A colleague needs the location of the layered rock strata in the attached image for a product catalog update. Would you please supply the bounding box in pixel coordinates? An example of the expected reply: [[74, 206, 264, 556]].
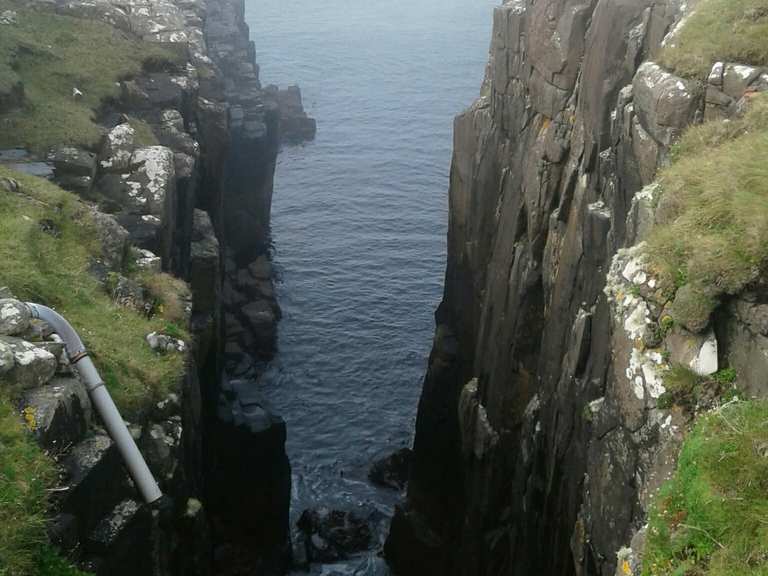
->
[[386, 2, 768, 576]]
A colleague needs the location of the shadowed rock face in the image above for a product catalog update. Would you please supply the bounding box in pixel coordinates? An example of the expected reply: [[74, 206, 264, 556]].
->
[[385, 0, 705, 574]]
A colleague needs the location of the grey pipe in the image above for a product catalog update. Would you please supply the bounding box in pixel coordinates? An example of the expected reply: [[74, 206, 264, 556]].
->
[[27, 303, 163, 505]]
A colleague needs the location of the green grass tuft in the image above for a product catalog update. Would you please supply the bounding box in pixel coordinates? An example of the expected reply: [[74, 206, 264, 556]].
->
[[0, 1, 182, 153], [128, 117, 160, 147], [0, 397, 55, 575], [659, 0, 768, 78], [643, 400, 768, 576], [647, 94, 768, 331], [0, 167, 186, 415]]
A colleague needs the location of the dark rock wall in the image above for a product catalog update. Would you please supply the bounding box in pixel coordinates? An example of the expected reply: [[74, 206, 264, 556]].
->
[[385, 1, 701, 575]]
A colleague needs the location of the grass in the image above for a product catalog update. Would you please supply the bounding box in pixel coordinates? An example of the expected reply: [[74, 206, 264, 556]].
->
[[0, 395, 91, 576], [0, 167, 186, 415], [0, 0, 182, 153], [141, 272, 190, 326], [646, 94, 768, 331], [128, 117, 160, 147], [657, 366, 738, 410], [643, 400, 768, 576], [659, 0, 768, 78], [0, 397, 55, 575]]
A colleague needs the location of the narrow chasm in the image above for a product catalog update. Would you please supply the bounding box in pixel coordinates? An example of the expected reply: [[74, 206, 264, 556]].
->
[[3, 0, 768, 576]]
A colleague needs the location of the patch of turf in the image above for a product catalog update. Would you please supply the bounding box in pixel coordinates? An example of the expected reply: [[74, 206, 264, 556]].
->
[[660, 0, 768, 78], [0, 0, 182, 153], [643, 400, 768, 576]]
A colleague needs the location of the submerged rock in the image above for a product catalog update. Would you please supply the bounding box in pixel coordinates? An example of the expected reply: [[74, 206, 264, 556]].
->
[[296, 507, 372, 564], [369, 448, 413, 491]]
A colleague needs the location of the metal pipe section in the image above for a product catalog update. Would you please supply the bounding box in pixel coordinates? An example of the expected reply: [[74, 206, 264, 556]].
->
[[27, 303, 163, 505]]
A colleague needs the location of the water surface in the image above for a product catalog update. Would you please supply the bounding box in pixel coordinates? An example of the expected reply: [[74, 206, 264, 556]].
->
[[245, 0, 495, 571]]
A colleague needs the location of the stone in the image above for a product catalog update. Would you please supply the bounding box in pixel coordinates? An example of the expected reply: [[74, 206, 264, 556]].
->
[[100, 123, 138, 172], [50, 146, 96, 178], [369, 447, 413, 491], [722, 63, 762, 99], [0, 339, 14, 374], [633, 62, 701, 147], [247, 255, 272, 280], [146, 331, 186, 353], [90, 209, 130, 271], [21, 376, 91, 448], [0, 9, 17, 24], [458, 378, 499, 460], [0, 336, 57, 389], [265, 84, 317, 143], [111, 275, 146, 312], [0, 176, 19, 194], [59, 433, 131, 542], [665, 327, 718, 377], [0, 298, 30, 335], [296, 508, 372, 563], [135, 249, 162, 272], [140, 423, 178, 482]]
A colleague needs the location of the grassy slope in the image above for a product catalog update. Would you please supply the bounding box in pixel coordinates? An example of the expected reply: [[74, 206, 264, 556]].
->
[[0, 0, 179, 153], [642, 3, 768, 573], [660, 0, 768, 78], [643, 401, 768, 576], [0, 398, 88, 576], [0, 167, 186, 414], [0, 168, 188, 574], [646, 94, 768, 330]]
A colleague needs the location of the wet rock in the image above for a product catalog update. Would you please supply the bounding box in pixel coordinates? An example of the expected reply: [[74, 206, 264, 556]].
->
[[297, 507, 372, 563], [210, 381, 291, 571], [0, 336, 57, 389], [21, 376, 92, 449], [0, 298, 30, 335], [369, 447, 413, 491], [266, 85, 317, 143]]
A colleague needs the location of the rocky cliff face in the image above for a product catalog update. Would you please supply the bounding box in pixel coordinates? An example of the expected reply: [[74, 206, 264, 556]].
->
[[1, 0, 313, 573], [386, 1, 768, 575]]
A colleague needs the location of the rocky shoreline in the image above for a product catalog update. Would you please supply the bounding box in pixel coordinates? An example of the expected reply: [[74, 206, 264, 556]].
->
[[0, 0, 314, 573]]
